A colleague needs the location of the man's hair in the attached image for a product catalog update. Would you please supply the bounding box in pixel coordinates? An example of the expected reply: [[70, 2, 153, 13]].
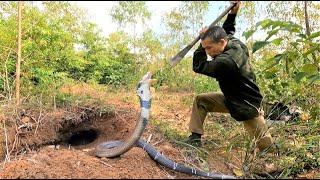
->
[[201, 26, 228, 43]]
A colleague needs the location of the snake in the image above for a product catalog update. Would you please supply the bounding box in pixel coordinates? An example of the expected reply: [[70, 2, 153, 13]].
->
[[95, 72, 236, 179]]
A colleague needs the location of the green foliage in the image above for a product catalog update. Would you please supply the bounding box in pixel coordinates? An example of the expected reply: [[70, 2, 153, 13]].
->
[[193, 75, 219, 94], [148, 57, 219, 93], [136, 29, 164, 62], [252, 41, 271, 53], [267, 120, 320, 178], [150, 118, 187, 141], [0, 2, 139, 97], [244, 20, 320, 180], [247, 18, 320, 120], [110, 1, 151, 28], [22, 67, 69, 99], [100, 31, 137, 86], [1, 2, 319, 178], [243, 29, 256, 40], [161, 1, 209, 57]]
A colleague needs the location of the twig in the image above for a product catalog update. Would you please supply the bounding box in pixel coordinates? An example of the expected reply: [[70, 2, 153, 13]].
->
[[4, 48, 13, 100], [179, 149, 188, 163], [0, 45, 17, 52], [26, 158, 38, 164], [232, 154, 241, 164], [2, 119, 10, 165], [147, 134, 152, 143], [34, 114, 47, 136], [0, 94, 5, 98], [34, 95, 45, 136], [99, 160, 113, 167], [226, 162, 240, 170], [152, 138, 164, 146], [9, 121, 21, 155], [95, 158, 113, 167]]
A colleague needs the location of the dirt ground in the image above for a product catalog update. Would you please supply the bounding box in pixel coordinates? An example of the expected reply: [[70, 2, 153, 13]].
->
[[0, 83, 318, 179], [0, 84, 234, 179], [0, 113, 195, 179]]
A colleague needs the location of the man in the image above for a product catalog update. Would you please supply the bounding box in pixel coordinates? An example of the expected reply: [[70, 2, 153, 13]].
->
[[187, 1, 274, 152]]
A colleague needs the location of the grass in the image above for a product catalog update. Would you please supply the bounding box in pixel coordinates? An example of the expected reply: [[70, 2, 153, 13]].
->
[[149, 95, 320, 178]]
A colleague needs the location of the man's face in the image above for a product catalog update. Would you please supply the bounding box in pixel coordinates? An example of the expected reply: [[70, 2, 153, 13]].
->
[[201, 38, 227, 58]]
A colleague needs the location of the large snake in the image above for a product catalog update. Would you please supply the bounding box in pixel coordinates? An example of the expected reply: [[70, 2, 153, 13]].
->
[[95, 72, 236, 179]]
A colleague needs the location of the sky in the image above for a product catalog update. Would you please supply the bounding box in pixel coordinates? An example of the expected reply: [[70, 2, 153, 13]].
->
[[31, 1, 267, 42], [71, 1, 181, 37], [67, 1, 268, 58], [71, 1, 250, 39]]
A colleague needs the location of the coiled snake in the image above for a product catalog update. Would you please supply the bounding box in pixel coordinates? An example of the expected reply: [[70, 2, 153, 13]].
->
[[95, 72, 235, 179]]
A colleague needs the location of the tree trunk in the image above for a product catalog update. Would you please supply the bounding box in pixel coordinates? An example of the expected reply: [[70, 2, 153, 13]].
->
[[304, 1, 310, 36], [5, 50, 12, 100], [304, 1, 319, 71], [15, 1, 22, 105]]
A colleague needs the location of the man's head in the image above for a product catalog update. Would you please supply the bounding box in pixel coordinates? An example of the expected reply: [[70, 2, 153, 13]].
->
[[200, 26, 228, 57]]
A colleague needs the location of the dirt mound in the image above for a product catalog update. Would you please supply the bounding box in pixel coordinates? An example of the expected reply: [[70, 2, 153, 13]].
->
[[0, 84, 239, 179], [1, 146, 173, 179], [0, 101, 205, 179]]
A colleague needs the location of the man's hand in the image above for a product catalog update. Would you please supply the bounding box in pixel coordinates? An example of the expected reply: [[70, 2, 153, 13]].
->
[[199, 2, 240, 39], [230, 1, 241, 14], [199, 26, 209, 39]]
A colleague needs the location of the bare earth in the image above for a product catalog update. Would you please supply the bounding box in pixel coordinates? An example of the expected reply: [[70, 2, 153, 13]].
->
[[0, 84, 318, 179]]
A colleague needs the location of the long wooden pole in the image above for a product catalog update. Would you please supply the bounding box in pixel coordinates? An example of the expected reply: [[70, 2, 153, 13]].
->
[[169, 2, 236, 67]]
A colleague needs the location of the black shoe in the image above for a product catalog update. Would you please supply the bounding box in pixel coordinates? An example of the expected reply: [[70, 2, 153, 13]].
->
[[185, 132, 202, 147]]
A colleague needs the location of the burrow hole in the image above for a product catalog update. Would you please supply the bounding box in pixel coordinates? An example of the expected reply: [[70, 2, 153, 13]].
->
[[67, 129, 99, 146]]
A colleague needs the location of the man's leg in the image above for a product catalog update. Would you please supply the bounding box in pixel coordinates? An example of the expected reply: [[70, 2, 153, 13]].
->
[[243, 110, 274, 151], [189, 92, 229, 135]]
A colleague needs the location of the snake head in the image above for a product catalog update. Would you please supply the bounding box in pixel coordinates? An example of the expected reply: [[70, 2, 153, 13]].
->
[[137, 72, 153, 101]]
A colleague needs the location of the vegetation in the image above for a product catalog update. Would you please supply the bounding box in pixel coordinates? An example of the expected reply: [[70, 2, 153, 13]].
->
[[0, 1, 319, 178]]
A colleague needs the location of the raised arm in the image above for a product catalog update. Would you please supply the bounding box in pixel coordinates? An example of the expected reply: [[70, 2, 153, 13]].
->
[[222, 1, 241, 35]]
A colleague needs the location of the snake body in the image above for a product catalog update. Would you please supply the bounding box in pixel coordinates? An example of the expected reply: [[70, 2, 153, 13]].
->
[[95, 72, 235, 179]]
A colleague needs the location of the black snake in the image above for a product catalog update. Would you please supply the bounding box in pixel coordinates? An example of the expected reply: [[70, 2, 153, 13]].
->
[[95, 72, 236, 179]]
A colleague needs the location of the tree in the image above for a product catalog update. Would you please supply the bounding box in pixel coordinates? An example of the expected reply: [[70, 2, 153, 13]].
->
[[136, 29, 164, 62], [15, 1, 22, 105], [180, 1, 209, 36], [304, 1, 318, 70], [161, 1, 209, 59], [110, 1, 151, 56], [0, 2, 18, 100], [266, 1, 320, 32]]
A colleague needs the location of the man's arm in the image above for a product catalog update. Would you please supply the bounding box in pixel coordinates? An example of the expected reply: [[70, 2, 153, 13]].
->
[[193, 47, 239, 78], [222, 14, 236, 35], [193, 44, 208, 73], [222, 1, 241, 35]]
